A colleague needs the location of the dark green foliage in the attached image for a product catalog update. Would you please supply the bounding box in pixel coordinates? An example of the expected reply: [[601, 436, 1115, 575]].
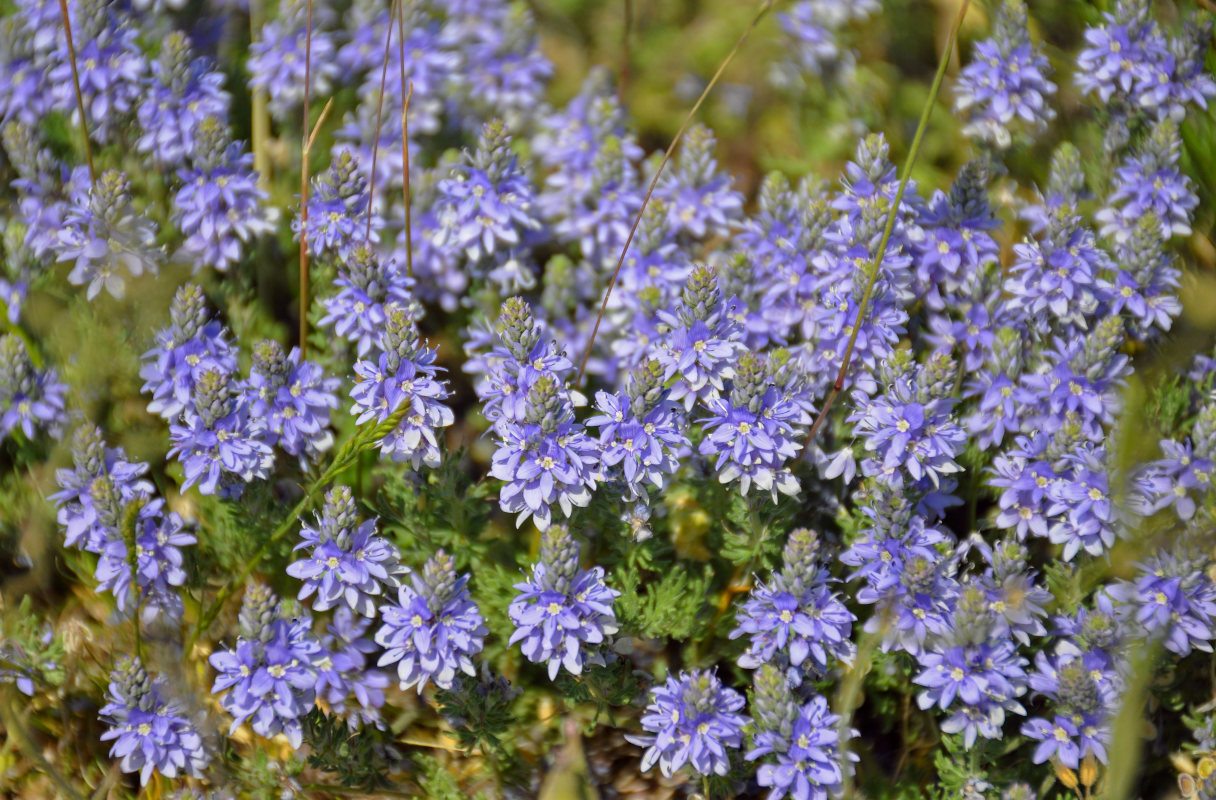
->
[[374, 450, 493, 571], [300, 708, 405, 791], [613, 559, 713, 641], [434, 671, 520, 757], [1148, 372, 1194, 438], [553, 659, 642, 722], [410, 753, 468, 800]]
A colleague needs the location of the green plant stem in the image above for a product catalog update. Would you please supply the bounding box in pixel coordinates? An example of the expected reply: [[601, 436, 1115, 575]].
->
[[298, 0, 315, 353], [0, 693, 87, 800], [250, 0, 271, 190], [575, 0, 774, 385], [803, 0, 972, 447], [189, 404, 410, 649], [836, 628, 882, 799]]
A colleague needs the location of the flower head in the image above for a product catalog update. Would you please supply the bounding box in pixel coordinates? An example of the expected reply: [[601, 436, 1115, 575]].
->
[[627, 669, 748, 778], [508, 526, 619, 679]]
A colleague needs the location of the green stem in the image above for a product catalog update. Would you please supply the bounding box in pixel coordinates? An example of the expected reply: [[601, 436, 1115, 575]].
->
[[803, 0, 972, 447], [0, 692, 87, 800], [188, 404, 411, 649]]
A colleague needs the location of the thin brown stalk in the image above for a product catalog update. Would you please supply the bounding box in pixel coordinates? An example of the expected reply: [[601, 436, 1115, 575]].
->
[[620, 0, 633, 101], [299, 0, 316, 353], [395, 1, 415, 278], [366, 0, 400, 242], [575, 0, 775, 384], [803, 0, 972, 449], [57, 0, 95, 184]]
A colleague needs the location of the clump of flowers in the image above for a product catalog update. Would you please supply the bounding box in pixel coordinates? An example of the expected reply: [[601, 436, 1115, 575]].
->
[[375, 551, 487, 692], [627, 669, 747, 778], [172, 117, 272, 273], [954, 0, 1056, 148], [245, 338, 339, 464], [287, 486, 399, 617], [209, 584, 324, 748], [732, 528, 855, 680], [99, 658, 209, 785], [508, 525, 619, 679], [746, 665, 854, 800], [140, 283, 238, 421], [0, 333, 66, 442], [54, 170, 161, 300], [349, 305, 454, 468]]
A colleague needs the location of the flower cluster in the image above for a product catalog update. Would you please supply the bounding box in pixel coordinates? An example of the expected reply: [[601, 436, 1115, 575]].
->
[[508, 525, 619, 679], [375, 551, 487, 692], [954, 0, 1056, 148], [52, 424, 196, 623], [349, 304, 454, 467], [288, 486, 400, 617], [0, 333, 66, 442], [731, 528, 855, 680], [746, 665, 854, 800], [210, 586, 324, 748], [99, 658, 208, 785], [627, 669, 747, 778]]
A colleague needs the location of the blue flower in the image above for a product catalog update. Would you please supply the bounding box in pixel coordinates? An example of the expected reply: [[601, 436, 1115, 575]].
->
[[210, 610, 322, 748], [173, 120, 272, 274], [99, 659, 208, 785], [1076, 7, 1215, 121], [95, 499, 196, 623], [375, 551, 487, 692], [46, 5, 147, 145], [140, 284, 238, 421], [287, 486, 399, 617], [848, 360, 966, 490], [315, 608, 391, 729], [508, 526, 619, 679], [913, 637, 1028, 748], [586, 362, 686, 501], [247, 5, 337, 120], [1021, 648, 1119, 768], [954, 1, 1056, 148], [0, 334, 66, 442], [246, 340, 339, 464], [135, 32, 230, 168], [52, 424, 154, 553], [319, 246, 414, 357], [700, 352, 813, 500], [490, 375, 601, 530], [349, 307, 454, 468], [1141, 438, 1214, 521], [1003, 215, 1112, 333], [747, 691, 850, 800], [1113, 551, 1216, 657], [167, 368, 274, 497], [433, 121, 542, 268], [731, 529, 855, 678], [653, 267, 746, 412], [1096, 122, 1197, 243], [293, 150, 381, 264], [1045, 446, 1118, 561], [655, 124, 743, 240], [626, 669, 748, 778], [54, 170, 162, 300]]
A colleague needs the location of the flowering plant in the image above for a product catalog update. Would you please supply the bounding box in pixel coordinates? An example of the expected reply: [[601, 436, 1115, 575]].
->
[[2, 0, 1216, 797]]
